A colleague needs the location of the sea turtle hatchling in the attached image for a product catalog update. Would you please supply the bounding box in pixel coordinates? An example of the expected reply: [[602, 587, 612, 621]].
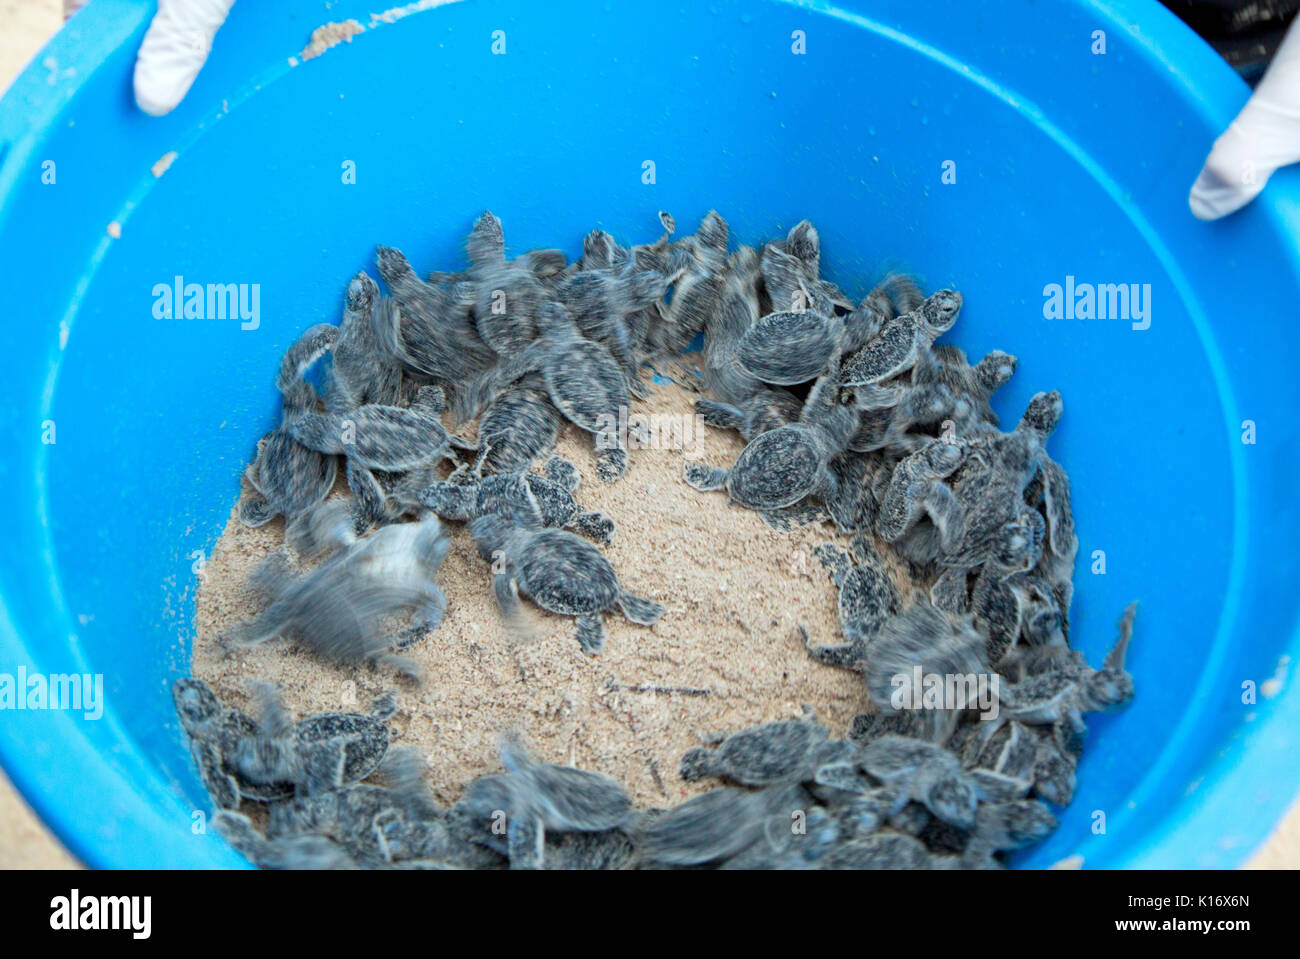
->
[[678, 714, 832, 786], [683, 358, 860, 520], [638, 783, 809, 867], [288, 384, 476, 473], [799, 541, 901, 669], [237, 327, 341, 529], [374, 245, 496, 418], [554, 257, 669, 388], [227, 682, 393, 799], [326, 271, 406, 412], [694, 246, 804, 440], [469, 513, 663, 653], [172, 678, 392, 807], [422, 457, 614, 544], [984, 602, 1138, 740], [462, 211, 554, 356], [859, 735, 1020, 830], [733, 309, 845, 386], [486, 301, 642, 481], [938, 391, 1065, 572], [911, 344, 1017, 428], [875, 436, 967, 548], [840, 289, 963, 386], [214, 810, 358, 869], [465, 372, 565, 476], [223, 514, 452, 676], [648, 210, 730, 359]]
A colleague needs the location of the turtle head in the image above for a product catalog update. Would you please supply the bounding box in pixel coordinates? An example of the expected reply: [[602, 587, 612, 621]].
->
[[467, 210, 506, 268], [1020, 390, 1064, 439], [784, 219, 820, 271], [919, 289, 963, 335], [678, 747, 714, 783], [345, 271, 378, 313], [583, 229, 617, 269], [1084, 667, 1135, 710], [172, 678, 222, 731], [696, 209, 729, 255]]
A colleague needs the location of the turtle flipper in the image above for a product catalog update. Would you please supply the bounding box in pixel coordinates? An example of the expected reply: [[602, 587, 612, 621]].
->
[[576, 614, 607, 654], [616, 590, 664, 626], [683, 462, 727, 492], [238, 492, 275, 527]]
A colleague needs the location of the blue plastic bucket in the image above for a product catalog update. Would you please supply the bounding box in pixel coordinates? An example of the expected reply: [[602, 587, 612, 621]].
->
[[2, 0, 1298, 869]]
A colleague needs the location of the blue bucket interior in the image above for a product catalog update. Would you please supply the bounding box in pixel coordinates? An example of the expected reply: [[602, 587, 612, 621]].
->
[[2, 0, 1299, 869]]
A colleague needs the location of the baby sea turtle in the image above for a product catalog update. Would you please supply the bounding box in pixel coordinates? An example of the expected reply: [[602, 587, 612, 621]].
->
[[650, 210, 729, 357], [327, 271, 406, 412], [228, 683, 392, 799], [555, 258, 668, 387], [859, 735, 1015, 830], [422, 457, 614, 544], [678, 715, 831, 786], [466, 372, 565, 476], [1023, 454, 1079, 640], [288, 384, 476, 473], [989, 602, 1137, 737], [858, 600, 992, 722], [733, 309, 844, 386], [214, 810, 357, 869], [462, 211, 553, 356], [374, 245, 496, 418], [961, 800, 1058, 867], [469, 513, 663, 653], [224, 515, 451, 677], [911, 344, 1017, 428], [457, 736, 634, 869], [759, 220, 844, 317], [800, 541, 901, 668], [695, 245, 803, 439], [940, 392, 1063, 571], [876, 437, 967, 547], [683, 359, 859, 518], [237, 327, 340, 528], [488, 302, 640, 481], [173, 678, 393, 807], [639, 783, 807, 867], [265, 781, 425, 867], [173, 677, 276, 809], [841, 289, 963, 386]]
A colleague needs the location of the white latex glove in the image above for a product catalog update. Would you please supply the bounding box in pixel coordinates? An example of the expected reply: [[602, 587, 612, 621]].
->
[[1190, 18, 1300, 220], [64, 1, 235, 116], [132, 0, 236, 116]]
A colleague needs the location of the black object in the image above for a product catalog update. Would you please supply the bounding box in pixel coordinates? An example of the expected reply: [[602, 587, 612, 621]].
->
[[1160, 0, 1300, 82]]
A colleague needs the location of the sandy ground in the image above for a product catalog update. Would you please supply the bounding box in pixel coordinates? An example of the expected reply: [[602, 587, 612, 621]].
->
[[193, 380, 874, 810], [1, 0, 1297, 869]]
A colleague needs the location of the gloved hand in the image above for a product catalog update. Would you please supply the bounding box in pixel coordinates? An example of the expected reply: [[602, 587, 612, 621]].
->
[[1190, 17, 1300, 220], [65, 0, 236, 117]]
